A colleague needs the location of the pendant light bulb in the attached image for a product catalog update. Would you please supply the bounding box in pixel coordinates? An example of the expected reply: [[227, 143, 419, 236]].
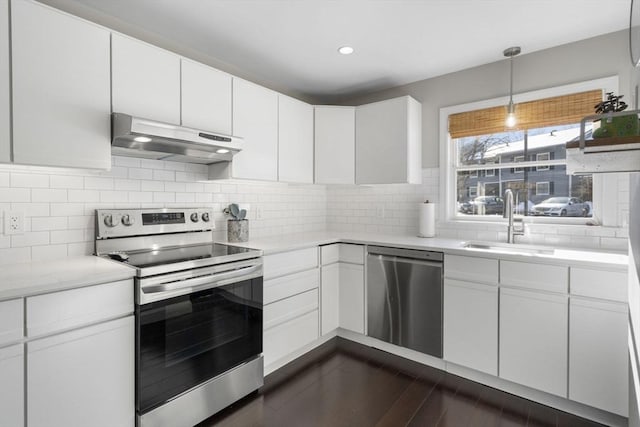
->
[[503, 46, 521, 129]]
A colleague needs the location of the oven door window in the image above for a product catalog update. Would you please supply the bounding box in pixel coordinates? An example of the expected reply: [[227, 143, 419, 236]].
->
[[137, 277, 262, 414]]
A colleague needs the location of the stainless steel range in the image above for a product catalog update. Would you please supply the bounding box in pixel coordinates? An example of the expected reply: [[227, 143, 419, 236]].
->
[[95, 208, 264, 427]]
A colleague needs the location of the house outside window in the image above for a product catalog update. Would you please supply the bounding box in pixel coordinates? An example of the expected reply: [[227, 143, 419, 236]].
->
[[442, 77, 617, 223]]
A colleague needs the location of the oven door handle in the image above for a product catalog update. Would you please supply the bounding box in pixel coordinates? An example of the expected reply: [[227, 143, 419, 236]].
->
[[141, 264, 262, 295]]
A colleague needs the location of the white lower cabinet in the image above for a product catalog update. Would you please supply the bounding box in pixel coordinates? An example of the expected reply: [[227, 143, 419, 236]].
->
[[321, 263, 340, 335], [339, 263, 365, 334], [499, 287, 568, 397], [0, 344, 24, 427], [444, 279, 497, 375], [569, 297, 628, 416], [27, 316, 134, 427], [263, 310, 318, 368]]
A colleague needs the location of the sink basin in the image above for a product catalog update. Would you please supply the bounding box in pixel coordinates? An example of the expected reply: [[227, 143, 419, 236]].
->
[[463, 242, 555, 256]]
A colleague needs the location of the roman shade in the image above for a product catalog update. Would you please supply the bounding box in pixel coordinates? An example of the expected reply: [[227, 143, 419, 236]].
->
[[448, 90, 602, 139]]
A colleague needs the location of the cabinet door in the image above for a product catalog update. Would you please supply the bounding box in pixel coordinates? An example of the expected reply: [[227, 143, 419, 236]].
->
[[339, 263, 364, 333], [499, 288, 568, 397], [229, 79, 278, 180], [444, 279, 498, 375], [314, 106, 355, 184], [181, 59, 232, 135], [0, 344, 23, 427], [263, 310, 318, 369], [0, 0, 8, 163], [321, 263, 340, 335], [355, 96, 421, 184], [28, 316, 134, 427], [11, 0, 111, 169], [278, 95, 313, 183], [569, 297, 628, 416], [112, 33, 180, 124]]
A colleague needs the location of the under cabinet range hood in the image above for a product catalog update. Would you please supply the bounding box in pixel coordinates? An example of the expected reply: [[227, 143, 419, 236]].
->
[[111, 113, 243, 164]]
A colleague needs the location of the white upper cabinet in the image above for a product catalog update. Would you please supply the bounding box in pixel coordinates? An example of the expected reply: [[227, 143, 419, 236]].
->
[[0, 0, 9, 164], [314, 106, 355, 184], [11, 0, 111, 169], [180, 59, 232, 135], [355, 96, 422, 184], [278, 95, 313, 183], [212, 78, 278, 181], [112, 33, 180, 124]]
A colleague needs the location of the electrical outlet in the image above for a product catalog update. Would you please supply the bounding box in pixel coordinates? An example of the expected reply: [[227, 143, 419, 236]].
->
[[256, 206, 264, 220], [4, 211, 24, 235]]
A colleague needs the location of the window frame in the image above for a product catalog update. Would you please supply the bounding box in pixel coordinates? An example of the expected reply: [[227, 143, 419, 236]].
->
[[536, 181, 550, 196], [439, 76, 618, 226], [513, 155, 525, 173], [536, 152, 551, 171]]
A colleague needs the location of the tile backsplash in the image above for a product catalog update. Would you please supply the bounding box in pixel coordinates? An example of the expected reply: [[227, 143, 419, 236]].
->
[[0, 156, 326, 265], [0, 161, 629, 266]]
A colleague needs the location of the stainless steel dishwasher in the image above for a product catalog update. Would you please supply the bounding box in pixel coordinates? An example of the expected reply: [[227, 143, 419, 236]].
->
[[367, 245, 443, 358]]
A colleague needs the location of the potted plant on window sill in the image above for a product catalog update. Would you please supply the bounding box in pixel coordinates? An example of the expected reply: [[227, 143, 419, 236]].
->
[[224, 203, 248, 243], [593, 92, 638, 138]]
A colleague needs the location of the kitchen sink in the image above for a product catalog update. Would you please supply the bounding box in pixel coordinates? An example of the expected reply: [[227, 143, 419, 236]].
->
[[462, 242, 555, 256]]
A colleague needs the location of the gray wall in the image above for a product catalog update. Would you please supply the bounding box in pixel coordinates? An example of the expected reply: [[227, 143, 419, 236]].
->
[[338, 30, 634, 168]]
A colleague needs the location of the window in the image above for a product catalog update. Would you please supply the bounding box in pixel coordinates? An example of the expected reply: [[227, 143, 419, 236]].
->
[[442, 77, 617, 222], [536, 152, 550, 171], [536, 181, 550, 195], [513, 156, 525, 173]]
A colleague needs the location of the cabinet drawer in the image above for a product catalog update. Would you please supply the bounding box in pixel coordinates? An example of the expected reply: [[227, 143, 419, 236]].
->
[[321, 244, 339, 266], [264, 268, 318, 305], [0, 298, 23, 346], [340, 244, 364, 265], [26, 279, 133, 337], [264, 289, 318, 330], [500, 261, 567, 293], [263, 247, 318, 279], [570, 267, 627, 302], [444, 255, 498, 284], [263, 310, 318, 368]]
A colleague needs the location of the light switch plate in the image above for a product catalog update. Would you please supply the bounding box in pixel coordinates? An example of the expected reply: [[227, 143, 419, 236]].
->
[[4, 211, 24, 235]]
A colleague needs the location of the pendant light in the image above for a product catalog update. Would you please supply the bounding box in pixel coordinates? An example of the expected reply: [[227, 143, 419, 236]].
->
[[503, 46, 521, 128]]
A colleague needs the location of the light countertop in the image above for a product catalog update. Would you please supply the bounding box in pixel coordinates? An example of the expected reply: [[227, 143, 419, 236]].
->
[[0, 256, 136, 301], [227, 231, 628, 270]]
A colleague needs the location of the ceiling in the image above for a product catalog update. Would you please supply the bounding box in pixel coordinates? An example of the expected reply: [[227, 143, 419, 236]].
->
[[46, 0, 630, 102]]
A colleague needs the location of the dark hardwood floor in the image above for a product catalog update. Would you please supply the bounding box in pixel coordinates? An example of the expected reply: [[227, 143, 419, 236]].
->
[[198, 338, 604, 427]]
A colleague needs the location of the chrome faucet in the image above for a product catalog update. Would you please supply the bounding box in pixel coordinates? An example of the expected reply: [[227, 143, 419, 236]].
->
[[503, 189, 525, 243]]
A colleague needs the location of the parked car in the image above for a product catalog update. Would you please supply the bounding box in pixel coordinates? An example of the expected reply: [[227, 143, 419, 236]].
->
[[532, 197, 590, 217], [459, 196, 504, 215]]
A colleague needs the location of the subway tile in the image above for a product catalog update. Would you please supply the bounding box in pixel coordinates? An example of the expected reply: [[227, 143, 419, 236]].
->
[[165, 182, 186, 192], [50, 203, 84, 216], [113, 156, 141, 168], [10, 202, 50, 217], [11, 173, 49, 188], [0, 172, 8, 187], [129, 168, 153, 180], [140, 159, 166, 170], [50, 175, 84, 189], [67, 215, 93, 229], [153, 170, 175, 181], [32, 188, 67, 203], [100, 191, 129, 203], [153, 192, 175, 203], [50, 229, 85, 244], [31, 217, 68, 231], [67, 241, 93, 256], [0, 188, 31, 203], [84, 177, 114, 190], [68, 189, 99, 203], [140, 180, 164, 191], [128, 192, 153, 203], [114, 179, 141, 191]]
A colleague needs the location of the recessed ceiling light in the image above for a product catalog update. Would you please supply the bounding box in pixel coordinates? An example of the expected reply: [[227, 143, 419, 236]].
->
[[216, 148, 230, 154], [133, 136, 152, 143], [338, 46, 354, 55]]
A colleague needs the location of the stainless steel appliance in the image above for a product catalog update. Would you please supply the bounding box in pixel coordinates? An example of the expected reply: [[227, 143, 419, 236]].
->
[[95, 208, 263, 427], [367, 245, 443, 358], [111, 113, 244, 164]]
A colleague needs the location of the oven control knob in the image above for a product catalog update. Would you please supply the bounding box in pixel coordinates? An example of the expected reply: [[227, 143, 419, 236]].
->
[[121, 214, 135, 227], [103, 214, 119, 228], [190, 213, 199, 222], [201, 212, 210, 222]]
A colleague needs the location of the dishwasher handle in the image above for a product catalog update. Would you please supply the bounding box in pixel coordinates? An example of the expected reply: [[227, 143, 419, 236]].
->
[[367, 245, 443, 262], [368, 253, 444, 269]]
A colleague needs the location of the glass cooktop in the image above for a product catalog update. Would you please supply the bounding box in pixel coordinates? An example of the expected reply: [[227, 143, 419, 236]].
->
[[106, 243, 261, 277]]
